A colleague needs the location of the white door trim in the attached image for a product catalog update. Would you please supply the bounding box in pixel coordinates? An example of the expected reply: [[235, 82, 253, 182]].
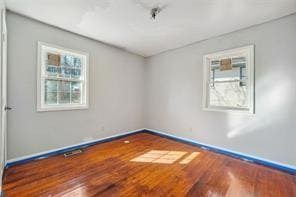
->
[[1, 7, 7, 164], [0, 4, 6, 193]]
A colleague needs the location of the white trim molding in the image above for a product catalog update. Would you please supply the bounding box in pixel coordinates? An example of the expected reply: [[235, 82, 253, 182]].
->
[[37, 42, 89, 112], [202, 45, 255, 114]]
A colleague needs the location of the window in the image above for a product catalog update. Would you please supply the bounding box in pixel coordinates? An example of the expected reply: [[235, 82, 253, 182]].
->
[[37, 42, 89, 111], [203, 45, 254, 113]]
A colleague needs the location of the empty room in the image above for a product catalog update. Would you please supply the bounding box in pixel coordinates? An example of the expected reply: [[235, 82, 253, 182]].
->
[[0, 0, 295, 196]]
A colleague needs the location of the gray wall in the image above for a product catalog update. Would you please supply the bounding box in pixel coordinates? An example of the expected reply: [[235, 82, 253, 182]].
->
[[7, 12, 145, 159], [7, 10, 296, 167], [145, 14, 296, 166]]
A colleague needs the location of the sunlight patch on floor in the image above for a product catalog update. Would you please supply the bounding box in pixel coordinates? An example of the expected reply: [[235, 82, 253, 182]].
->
[[179, 152, 200, 164], [130, 150, 189, 164]]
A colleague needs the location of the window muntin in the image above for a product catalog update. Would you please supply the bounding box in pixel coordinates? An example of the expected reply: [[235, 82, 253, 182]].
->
[[37, 42, 89, 111], [203, 46, 254, 113]]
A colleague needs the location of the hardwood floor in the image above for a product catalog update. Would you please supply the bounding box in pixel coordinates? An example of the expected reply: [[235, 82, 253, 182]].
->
[[3, 133, 296, 196]]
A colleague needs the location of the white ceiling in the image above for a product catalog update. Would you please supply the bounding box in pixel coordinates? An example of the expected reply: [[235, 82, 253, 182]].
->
[[5, 0, 296, 57]]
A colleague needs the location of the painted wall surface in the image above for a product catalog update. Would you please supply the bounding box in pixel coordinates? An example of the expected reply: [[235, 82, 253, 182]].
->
[[7, 12, 145, 159], [145, 14, 296, 166], [6, 10, 296, 167]]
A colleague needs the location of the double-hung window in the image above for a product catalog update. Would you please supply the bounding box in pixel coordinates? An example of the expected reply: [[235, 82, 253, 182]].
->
[[37, 42, 89, 111], [203, 45, 254, 113]]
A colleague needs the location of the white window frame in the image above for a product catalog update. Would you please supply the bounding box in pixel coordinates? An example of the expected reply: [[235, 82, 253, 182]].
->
[[202, 45, 255, 114], [37, 42, 89, 112]]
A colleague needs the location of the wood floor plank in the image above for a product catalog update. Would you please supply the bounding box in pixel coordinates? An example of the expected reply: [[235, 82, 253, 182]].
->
[[3, 133, 296, 197]]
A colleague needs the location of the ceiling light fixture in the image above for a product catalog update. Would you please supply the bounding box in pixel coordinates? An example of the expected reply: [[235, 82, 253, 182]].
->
[[134, 0, 168, 20], [150, 7, 161, 20]]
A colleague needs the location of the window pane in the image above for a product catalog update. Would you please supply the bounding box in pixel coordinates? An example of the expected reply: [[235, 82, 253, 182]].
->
[[58, 81, 71, 104], [58, 92, 71, 104], [46, 52, 60, 77], [60, 55, 83, 80], [210, 60, 246, 83], [211, 67, 240, 81], [46, 65, 58, 77], [209, 56, 248, 109], [209, 81, 248, 109], [71, 68, 82, 80], [45, 80, 57, 104], [61, 67, 71, 78], [71, 82, 82, 104]]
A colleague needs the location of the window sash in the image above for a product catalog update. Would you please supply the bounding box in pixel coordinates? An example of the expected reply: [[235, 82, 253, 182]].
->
[[43, 79, 84, 106], [208, 82, 249, 109], [43, 64, 85, 79], [209, 79, 246, 84], [42, 76, 84, 82]]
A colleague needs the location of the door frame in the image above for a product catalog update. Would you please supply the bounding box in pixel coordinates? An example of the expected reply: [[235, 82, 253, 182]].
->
[[0, 5, 7, 190], [1, 7, 7, 164]]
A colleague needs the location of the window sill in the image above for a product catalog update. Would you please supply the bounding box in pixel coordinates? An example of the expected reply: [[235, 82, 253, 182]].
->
[[203, 106, 254, 115], [37, 105, 88, 112]]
